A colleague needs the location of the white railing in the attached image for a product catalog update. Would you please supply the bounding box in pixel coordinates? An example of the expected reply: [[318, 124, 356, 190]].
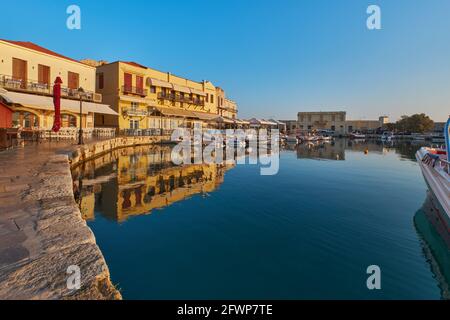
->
[[36, 127, 116, 140]]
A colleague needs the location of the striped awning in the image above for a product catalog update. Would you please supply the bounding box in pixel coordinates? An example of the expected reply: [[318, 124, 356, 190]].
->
[[210, 116, 234, 124], [172, 84, 191, 94], [189, 88, 207, 97], [192, 111, 219, 121], [0, 90, 118, 115], [150, 106, 197, 118], [148, 78, 172, 88]]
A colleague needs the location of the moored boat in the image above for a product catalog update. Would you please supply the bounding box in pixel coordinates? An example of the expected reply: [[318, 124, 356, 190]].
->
[[381, 131, 394, 142], [285, 135, 299, 144], [415, 119, 450, 225], [349, 131, 366, 139]]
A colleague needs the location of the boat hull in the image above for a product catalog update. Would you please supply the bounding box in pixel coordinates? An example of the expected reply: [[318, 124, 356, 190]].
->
[[416, 150, 450, 228]]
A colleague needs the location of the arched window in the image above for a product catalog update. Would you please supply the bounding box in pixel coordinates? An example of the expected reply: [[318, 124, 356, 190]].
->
[[12, 111, 40, 128], [61, 114, 77, 127]]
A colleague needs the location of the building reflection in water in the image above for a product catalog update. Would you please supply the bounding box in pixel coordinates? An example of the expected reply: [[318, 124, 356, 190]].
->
[[72, 145, 235, 222], [291, 138, 432, 161], [414, 192, 450, 300]]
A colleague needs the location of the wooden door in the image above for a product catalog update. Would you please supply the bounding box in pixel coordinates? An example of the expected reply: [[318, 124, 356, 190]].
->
[[38, 65, 50, 86], [136, 76, 143, 94], [124, 73, 132, 92], [12, 58, 27, 88], [68, 72, 79, 90]]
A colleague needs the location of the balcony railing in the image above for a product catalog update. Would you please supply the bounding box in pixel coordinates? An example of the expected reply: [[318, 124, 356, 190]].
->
[[122, 108, 149, 117], [122, 86, 147, 97], [157, 92, 205, 106], [119, 129, 173, 137], [0, 74, 102, 102]]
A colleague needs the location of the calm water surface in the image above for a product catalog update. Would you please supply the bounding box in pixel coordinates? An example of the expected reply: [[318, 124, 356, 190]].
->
[[73, 139, 450, 299]]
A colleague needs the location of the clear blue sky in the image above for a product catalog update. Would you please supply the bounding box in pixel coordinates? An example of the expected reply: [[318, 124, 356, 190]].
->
[[1, 0, 449, 121]]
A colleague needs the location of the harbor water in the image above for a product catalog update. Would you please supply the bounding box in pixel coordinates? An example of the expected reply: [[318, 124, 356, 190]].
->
[[72, 139, 450, 299]]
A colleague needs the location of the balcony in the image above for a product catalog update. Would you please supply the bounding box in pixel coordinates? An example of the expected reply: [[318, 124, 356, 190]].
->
[[219, 105, 237, 112], [0, 74, 102, 102], [122, 108, 148, 117], [122, 86, 147, 97], [157, 92, 205, 106]]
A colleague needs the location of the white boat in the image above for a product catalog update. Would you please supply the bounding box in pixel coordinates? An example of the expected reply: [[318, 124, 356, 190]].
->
[[415, 119, 450, 225], [285, 135, 298, 144], [381, 132, 394, 142], [350, 132, 366, 139], [320, 135, 333, 141], [299, 134, 318, 142]]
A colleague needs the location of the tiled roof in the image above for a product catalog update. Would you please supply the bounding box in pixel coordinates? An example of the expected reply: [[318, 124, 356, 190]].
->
[[0, 39, 88, 66], [122, 61, 148, 69]]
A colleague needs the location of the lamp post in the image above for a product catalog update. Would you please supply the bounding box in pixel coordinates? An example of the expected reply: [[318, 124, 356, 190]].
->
[[78, 87, 85, 145]]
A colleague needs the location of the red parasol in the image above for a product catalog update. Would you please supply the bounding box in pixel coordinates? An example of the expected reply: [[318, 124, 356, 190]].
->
[[52, 77, 62, 132]]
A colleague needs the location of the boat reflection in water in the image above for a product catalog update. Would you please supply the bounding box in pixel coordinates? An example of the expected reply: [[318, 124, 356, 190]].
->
[[289, 138, 432, 161], [295, 139, 346, 161], [414, 192, 450, 300], [72, 145, 235, 222]]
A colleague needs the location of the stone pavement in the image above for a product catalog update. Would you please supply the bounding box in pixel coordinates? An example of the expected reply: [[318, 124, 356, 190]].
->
[[0, 140, 121, 300]]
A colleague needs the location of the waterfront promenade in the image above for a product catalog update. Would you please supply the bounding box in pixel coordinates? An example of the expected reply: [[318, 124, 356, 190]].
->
[[0, 136, 169, 299], [0, 141, 121, 299]]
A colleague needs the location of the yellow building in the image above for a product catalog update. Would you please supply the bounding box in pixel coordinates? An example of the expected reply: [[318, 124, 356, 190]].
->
[[94, 61, 238, 131], [216, 87, 238, 119], [0, 39, 117, 130], [297, 111, 347, 134]]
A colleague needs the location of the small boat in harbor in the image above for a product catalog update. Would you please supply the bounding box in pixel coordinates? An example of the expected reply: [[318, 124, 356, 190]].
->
[[381, 131, 394, 142], [416, 119, 450, 225], [298, 133, 318, 143], [319, 135, 333, 141], [349, 131, 366, 139], [285, 135, 299, 144]]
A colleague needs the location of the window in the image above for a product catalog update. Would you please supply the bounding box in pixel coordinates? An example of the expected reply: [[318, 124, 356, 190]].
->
[[206, 94, 209, 103], [210, 95, 214, 104], [12, 58, 27, 88], [98, 73, 104, 89], [38, 64, 50, 86], [68, 72, 79, 90], [331, 125, 336, 131], [136, 75, 144, 94], [61, 114, 77, 127], [149, 117, 161, 129], [124, 73, 132, 91], [129, 119, 139, 129], [332, 115, 336, 122], [131, 102, 138, 111], [150, 86, 156, 93]]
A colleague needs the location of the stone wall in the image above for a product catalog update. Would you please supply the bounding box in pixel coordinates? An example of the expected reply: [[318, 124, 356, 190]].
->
[[0, 135, 172, 300]]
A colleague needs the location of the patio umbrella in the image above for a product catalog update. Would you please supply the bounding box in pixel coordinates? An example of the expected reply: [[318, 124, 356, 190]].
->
[[52, 77, 62, 132]]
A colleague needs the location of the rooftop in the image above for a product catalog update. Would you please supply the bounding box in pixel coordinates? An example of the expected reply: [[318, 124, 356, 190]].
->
[[0, 39, 90, 67]]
